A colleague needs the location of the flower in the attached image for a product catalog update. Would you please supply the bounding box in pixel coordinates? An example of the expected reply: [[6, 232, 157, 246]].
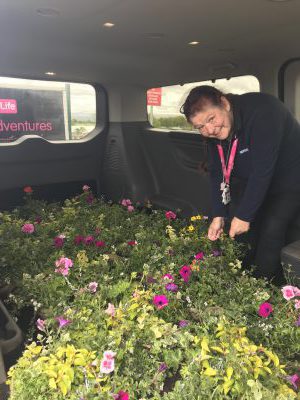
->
[[282, 286, 297, 300], [74, 235, 84, 245], [82, 184, 90, 192], [121, 199, 132, 207], [165, 211, 176, 220], [179, 265, 192, 283], [153, 295, 169, 310], [100, 351, 116, 374], [212, 250, 222, 257], [188, 225, 195, 232], [178, 320, 189, 328], [194, 252, 204, 260], [258, 302, 273, 318], [88, 282, 98, 293], [113, 390, 129, 400], [295, 316, 300, 327], [163, 274, 174, 282], [55, 257, 73, 276], [21, 223, 35, 234], [55, 316, 71, 328], [127, 205, 134, 212], [158, 363, 168, 372], [84, 235, 94, 245], [105, 303, 116, 317], [295, 299, 300, 309], [35, 216, 42, 224], [53, 236, 64, 248], [23, 186, 33, 193], [165, 283, 178, 292], [127, 240, 137, 246], [86, 194, 94, 204], [95, 240, 106, 247], [286, 374, 299, 390], [36, 318, 46, 332]]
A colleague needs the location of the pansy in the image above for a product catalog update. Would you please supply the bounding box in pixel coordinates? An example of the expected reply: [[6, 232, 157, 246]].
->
[[21, 223, 35, 234], [153, 295, 169, 310], [55, 316, 71, 328], [258, 302, 273, 318], [282, 286, 297, 301], [165, 283, 178, 292], [179, 265, 192, 283], [165, 211, 176, 220], [88, 282, 98, 293], [194, 252, 204, 260]]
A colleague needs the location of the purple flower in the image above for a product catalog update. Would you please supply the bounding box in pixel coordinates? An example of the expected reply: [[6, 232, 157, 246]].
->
[[178, 320, 189, 328], [286, 374, 299, 390], [53, 236, 64, 248], [88, 282, 98, 293], [74, 235, 84, 245], [165, 283, 178, 292], [55, 316, 71, 328], [295, 316, 300, 327], [158, 363, 168, 373], [86, 194, 94, 204]]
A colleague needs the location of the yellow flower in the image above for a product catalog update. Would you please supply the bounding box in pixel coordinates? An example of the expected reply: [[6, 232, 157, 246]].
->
[[188, 225, 195, 232]]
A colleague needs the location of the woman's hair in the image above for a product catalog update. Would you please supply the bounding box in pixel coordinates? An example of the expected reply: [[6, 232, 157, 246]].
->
[[180, 85, 226, 122]]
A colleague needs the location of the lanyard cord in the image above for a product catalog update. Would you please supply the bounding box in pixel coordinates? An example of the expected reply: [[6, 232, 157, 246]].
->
[[217, 136, 238, 184]]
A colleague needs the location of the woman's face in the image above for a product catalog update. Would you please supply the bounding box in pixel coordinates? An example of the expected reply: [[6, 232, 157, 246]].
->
[[189, 96, 233, 140]]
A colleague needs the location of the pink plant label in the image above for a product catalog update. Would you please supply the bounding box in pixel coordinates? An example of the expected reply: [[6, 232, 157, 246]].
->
[[0, 99, 18, 114]]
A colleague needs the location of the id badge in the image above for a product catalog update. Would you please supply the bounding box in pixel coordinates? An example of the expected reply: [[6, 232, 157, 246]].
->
[[220, 182, 231, 205]]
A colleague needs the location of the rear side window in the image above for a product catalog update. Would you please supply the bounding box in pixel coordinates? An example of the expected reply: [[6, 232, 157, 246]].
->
[[147, 75, 260, 131], [0, 77, 96, 143]]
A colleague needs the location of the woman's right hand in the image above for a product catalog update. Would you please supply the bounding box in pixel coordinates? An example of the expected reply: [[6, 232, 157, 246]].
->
[[208, 217, 224, 241]]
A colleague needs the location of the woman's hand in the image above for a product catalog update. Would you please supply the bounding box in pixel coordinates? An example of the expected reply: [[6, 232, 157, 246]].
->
[[208, 217, 225, 241], [229, 217, 250, 238]]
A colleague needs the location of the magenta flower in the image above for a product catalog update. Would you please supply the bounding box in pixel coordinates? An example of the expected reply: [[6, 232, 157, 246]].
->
[[163, 274, 174, 282], [36, 318, 46, 332], [21, 223, 35, 234], [86, 194, 94, 204], [282, 285, 297, 300], [127, 240, 137, 246], [179, 265, 192, 283], [74, 235, 84, 245], [165, 283, 178, 292], [286, 374, 299, 390], [88, 282, 98, 293], [194, 252, 204, 260], [105, 303, 116, 317], [127, 205, 134, 212], [95, 240, 106, 247], [55, 257, 73, 276], [165, 211, 176, 220], [82, 184, 90, 192], [153, 295, 169, 310], [55, 316, 71, 328], [53, 236, 64, 248], [179, 320, 189, 328], [158, 363, 168, 372], [84, 235, 94, 245], [100, 351, 116, 374], [113, 390, 129, 400], [258, 302, 273, 318]]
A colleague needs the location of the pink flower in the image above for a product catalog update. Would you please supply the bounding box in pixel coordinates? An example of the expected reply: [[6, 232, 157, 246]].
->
[[286, 374, 299, 390], [105, 303, 116, 317], [153, 295, 169, 310], [55, 257, 73, 276], [179, 320, 189, 328], [194, 252, 204, 260], [295, 299, 300, 309], [121, 199, 132, 207], [100, 351, 116, 374], [282, 286, 297, 300], [165, 211, 176, 220], [113, 391, 129, 400], [127, 240, 137, 246], [165, 283, 178, 292], [74, 235, 84, 245], [21, 223, 35, 234], [127, 205, 134, 212], [53, 236, 64, 248], [163, 274, 174, 282], [258, 302, 273, 318], [95, 240, 106, 247], [293, 286, 300, 296], [179, 265, 192, 283], [88, 282, 98, 293], [82, 184, 90, 192], [23, 186, 33, 193], [36, 318, 46, 332], [55, 316, 71, 328], [84, 235, 94, 245]]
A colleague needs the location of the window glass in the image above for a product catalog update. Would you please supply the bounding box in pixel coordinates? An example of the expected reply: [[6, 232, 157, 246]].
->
[[0, 77, 96, 143], [147, 75, 260, 131]]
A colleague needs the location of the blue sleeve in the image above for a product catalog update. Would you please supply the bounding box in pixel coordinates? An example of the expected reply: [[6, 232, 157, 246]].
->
[[235, 100, 286, 222], [208, 142, 227, 218]]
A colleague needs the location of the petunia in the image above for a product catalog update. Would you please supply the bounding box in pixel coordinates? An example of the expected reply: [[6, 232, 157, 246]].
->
[[88, 282, 98, 293], [165, 211, 176, 220], [55, 316, 71, 328], [84, 235, 94, 245], [23, 186, 33, 193], [55, 257, 73, 276], [121, 199, 132, 207], [82, 184, 90, 192], [36, 318, 46, 332], [286, 374, 299, 390], [258, 302, 273, 318], [74, 235, 84, 245], [153, 295, 169, 310], [282, 286, 297, 301], [100, 351, 116, 374], [53, 236, 64, 248], [165, 283, 178, 292], [179, 265, 192, 283], [21, 223, 35, 234], [95, 240, 106, 247], [113, 390, 129, 400], [105, 303, 116, 317], [194, 252, 204, 260], [127, 205, 134, 212]]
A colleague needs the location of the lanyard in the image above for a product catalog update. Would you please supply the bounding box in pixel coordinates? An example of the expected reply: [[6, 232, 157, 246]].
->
[[217, 138, 238, 184]]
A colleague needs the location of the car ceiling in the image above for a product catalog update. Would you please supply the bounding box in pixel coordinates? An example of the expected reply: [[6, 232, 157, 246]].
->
[[0, 0, 300, 87]]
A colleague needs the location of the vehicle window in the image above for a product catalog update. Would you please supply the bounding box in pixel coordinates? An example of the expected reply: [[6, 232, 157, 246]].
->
[[0, 77, 96, 143], [147, 75, 260, 131]]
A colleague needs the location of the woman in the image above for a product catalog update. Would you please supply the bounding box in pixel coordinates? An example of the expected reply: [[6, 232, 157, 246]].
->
[[181, 85, 300, 283]]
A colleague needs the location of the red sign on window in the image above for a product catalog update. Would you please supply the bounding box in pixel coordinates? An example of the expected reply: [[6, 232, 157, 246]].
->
[[147, 88, 162, 106]]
